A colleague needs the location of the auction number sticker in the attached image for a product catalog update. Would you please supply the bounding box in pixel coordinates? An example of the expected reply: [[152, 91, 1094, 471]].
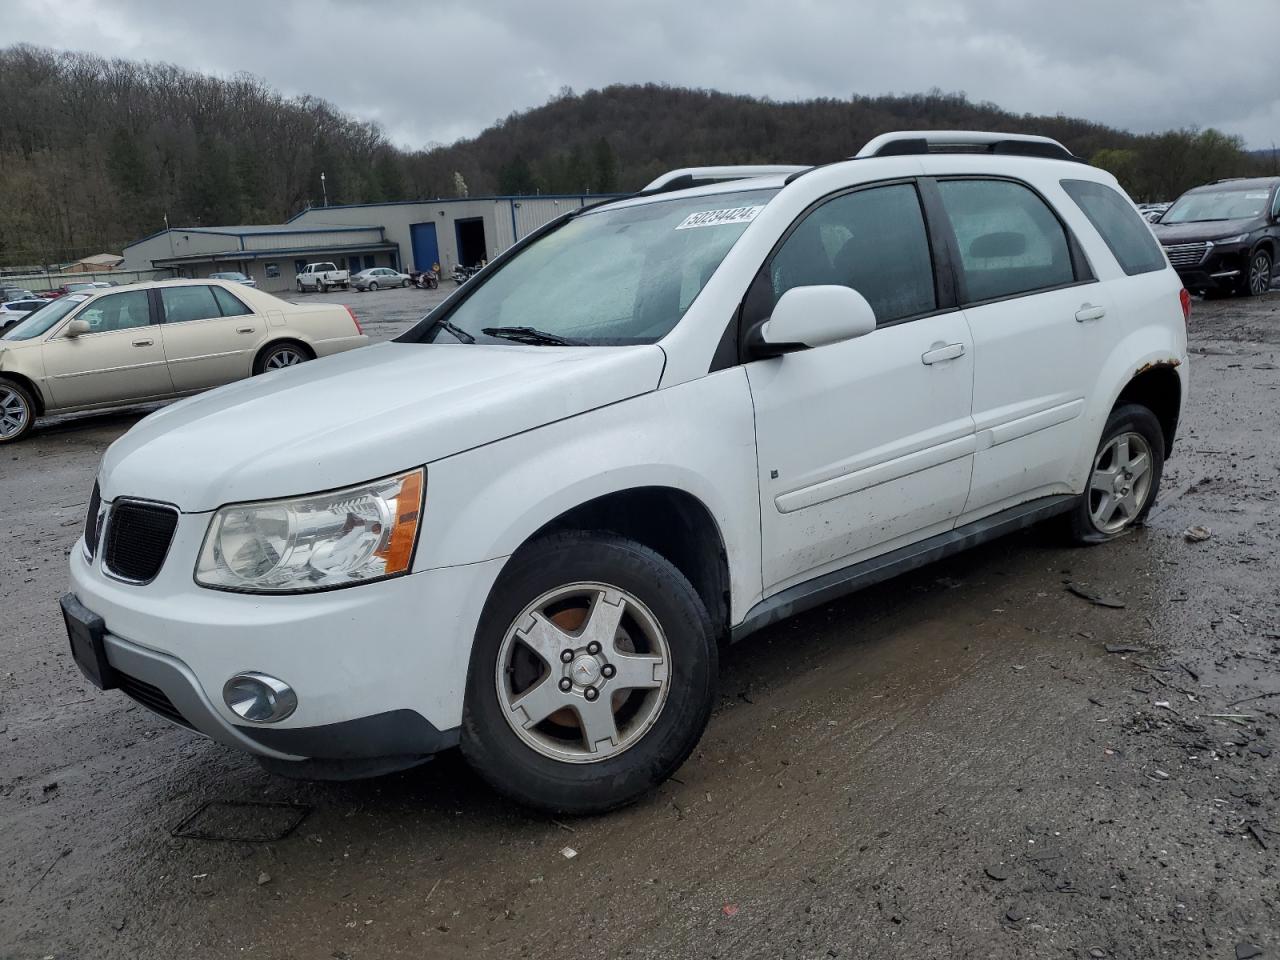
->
[[676, 205, 765, 230]]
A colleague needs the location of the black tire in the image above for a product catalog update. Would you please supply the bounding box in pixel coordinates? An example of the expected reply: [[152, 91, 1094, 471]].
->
[[401, 279, 409, 288], [296, 281, 304, 293], [0, 378, 37, 444], [461, 531, 717, 815], [253, 341, 313, 375], [1243, 248, 1273, 297], [1066, 403, 1165, 544], [369, 281, 378, 292]]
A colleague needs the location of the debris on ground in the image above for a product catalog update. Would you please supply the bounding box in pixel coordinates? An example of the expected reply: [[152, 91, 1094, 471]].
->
[[722, 904, 740, 918], [1103, 644, 1146, 654], [1183, 525, 1213, 543], [257, 872, 271, 886], [1235, 944, 1263, 960], [1065, 582, 1126, 608], [560, 846, 577, 859], [983, 864, 1009, 881]]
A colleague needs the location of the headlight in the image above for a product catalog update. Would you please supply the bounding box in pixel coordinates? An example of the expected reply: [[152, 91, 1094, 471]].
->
[[1212, 234, 1248, 245], [195, 469, 424, 593]]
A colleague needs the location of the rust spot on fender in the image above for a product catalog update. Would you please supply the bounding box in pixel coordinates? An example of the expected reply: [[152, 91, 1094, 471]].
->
[[1135, 358, 1181, 376]]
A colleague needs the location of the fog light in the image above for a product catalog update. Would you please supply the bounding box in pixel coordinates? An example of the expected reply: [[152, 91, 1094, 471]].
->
[[223, 673, 297, 723]]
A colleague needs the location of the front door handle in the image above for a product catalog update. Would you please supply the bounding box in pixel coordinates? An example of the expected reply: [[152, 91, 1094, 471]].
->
[[132, 338, 154, 347], [1075, 303, 1106, 323], [921, 342, 966, 365]]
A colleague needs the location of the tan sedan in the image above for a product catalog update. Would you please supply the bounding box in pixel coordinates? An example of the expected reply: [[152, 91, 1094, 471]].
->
[[0, 279, 368, 443]]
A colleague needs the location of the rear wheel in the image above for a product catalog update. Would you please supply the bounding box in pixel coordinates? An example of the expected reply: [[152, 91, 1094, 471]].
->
[[461, 532, 717, 814], [369, 281, 378, 291], [253, 341, 312, 374], [0, 379, 36, 444], [296, 280, 304, 293], [1066, 404, 1164, 543], [1244, 248, 1272, 297], [318, 280, 328, 293]]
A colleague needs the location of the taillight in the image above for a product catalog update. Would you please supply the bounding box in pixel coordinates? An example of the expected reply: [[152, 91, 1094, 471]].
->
[[1179, 288, 1191, 325], [345, 305, 363, 334]]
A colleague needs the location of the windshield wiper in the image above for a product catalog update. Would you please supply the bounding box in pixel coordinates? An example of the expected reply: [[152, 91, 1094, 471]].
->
[[434, 318, 475, 343], [481, 326, 585, 346]]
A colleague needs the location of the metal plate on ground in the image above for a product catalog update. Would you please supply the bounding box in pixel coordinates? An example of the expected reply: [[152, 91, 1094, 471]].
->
[[171, 800, 311, 842]]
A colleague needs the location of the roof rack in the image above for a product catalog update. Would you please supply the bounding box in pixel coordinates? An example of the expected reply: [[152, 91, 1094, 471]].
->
[[641, 165, 810, 194], [854, 130, 1080, 163]]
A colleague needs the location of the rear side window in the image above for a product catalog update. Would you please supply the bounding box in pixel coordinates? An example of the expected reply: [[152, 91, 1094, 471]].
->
[[937, 179, 1076, 303], [770, 183, 937, 324], [212, 286, 250, 316], [160, 285, 222, 324], [1060, 180, 1165, 276]]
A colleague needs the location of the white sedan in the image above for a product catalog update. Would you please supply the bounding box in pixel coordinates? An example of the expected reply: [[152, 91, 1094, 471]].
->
[[352, 267, 411, 291], [0, 279, 367, 443]]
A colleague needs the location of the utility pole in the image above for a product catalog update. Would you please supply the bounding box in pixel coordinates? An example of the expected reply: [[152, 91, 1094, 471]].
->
[[320, 172, 328, 208]]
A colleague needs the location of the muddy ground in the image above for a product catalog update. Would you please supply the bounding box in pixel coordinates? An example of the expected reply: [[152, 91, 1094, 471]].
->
[[2, 287, 1277, 960]]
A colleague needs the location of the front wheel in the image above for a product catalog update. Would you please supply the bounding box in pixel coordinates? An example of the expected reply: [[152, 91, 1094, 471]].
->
[[0, 379, 36, 444], [401, 279, 409, 288], [368, 281, 378, 291], [296, 281, 304, 293], [461, 532, 717, 814], [1244, 248, 1272, 297], [1066, 404, 1165, 544]]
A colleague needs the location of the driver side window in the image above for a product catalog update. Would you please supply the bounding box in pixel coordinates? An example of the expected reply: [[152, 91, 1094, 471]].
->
[[77, 291, 151, 333], [768, 183, 938, 325]]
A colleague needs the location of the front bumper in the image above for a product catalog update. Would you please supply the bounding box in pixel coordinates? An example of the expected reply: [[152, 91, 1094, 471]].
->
[[1167, 242, 1250, 292], [68, 516, 505, 765]]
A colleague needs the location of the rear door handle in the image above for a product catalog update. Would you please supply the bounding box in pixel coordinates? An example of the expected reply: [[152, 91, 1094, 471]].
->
[[132, 338, 154, 347], [237, 326, 256, 334], [921, 342, 966, 365], [1075, 303, 1106, 323]]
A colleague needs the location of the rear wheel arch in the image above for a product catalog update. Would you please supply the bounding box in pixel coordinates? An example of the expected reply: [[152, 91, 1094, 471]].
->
[[511, 486, 732, 643], [1114, 363, 1182, 454], [252, 338, 314, 374]]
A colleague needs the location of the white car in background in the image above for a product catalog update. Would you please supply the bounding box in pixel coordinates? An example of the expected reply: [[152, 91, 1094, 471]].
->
[[352, 267, 411, 291], [62, 132, 1188, 814], [0, 279, 367, 443]]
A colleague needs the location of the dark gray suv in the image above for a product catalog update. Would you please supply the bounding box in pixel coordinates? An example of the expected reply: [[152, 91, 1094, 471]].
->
[[1152, 177, 1280, 297]]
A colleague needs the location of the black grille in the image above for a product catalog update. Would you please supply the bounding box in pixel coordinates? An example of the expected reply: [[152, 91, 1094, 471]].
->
[[1164, 242, 1209, 268], [117, 670, 193, 729], [84, 482, 101, 559], [104, 500, 179, 583]]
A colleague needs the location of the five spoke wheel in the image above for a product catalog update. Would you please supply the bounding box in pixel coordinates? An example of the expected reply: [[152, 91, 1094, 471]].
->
[[495, 583, 671, 763], [1088, 431, 1153, 535]]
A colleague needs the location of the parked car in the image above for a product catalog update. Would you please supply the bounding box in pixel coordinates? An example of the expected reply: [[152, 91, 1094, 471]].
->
[[2, 286, 34, 302], [0, 298, 48, 333], [43, 281, 100, 299], [0, 279, 367, 443], [61, 131, 1188, 814], [209, 271, 257, 288], [1152, 177, 1280, 297], [352, 267, 411, 291], [1136, 202, 1169, 224], [296, 262, 350, 292]]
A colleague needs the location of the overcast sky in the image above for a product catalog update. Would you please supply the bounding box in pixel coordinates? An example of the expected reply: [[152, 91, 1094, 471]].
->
[[6, 0, 1278, 150]]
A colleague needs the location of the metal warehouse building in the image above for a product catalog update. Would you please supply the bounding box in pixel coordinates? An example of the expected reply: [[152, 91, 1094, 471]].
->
[[120, 194, 613, 293]]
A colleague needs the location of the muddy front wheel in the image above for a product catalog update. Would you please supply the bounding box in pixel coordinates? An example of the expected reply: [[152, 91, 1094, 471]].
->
[[461, 532, 716, 814]]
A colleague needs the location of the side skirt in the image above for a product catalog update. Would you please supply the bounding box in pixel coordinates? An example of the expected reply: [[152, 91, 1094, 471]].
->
[[731, 494, 1076, 643]]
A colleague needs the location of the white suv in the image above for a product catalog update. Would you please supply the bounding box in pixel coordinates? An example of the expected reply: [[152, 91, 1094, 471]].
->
[[63, 132, 1189, 813]]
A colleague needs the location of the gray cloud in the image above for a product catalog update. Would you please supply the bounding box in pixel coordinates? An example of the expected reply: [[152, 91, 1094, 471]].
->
[[7, 0, 1278, 149]]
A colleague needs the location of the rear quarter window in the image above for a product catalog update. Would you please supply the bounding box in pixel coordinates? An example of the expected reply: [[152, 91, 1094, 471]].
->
[[1061, 180, 1167, 276]]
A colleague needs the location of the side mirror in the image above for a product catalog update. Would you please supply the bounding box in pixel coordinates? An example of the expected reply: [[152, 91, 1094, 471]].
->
[[751, 285, 877, 358], [65, 319, 91, 337]]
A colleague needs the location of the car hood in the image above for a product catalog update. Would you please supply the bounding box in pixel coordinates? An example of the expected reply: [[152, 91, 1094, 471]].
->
[[1152, 218, 1256, 244], [100, 341, 667, 511]]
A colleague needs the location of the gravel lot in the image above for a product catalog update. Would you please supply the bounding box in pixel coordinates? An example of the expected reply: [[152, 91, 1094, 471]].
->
[[2, 287, 1277, 960]]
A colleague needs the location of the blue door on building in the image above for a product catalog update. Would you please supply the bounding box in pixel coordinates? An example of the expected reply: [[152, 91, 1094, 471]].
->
[[410, 222, 439, 273]]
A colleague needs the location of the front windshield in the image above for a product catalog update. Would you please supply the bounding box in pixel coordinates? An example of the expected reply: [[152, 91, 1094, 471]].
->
[[1161, 187, 1271, 224], [423, 188, 778, 345], [1, 295, 88, 341]]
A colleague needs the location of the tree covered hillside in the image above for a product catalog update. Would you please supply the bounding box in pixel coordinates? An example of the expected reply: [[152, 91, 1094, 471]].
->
[[0, 45, 1272, 268]]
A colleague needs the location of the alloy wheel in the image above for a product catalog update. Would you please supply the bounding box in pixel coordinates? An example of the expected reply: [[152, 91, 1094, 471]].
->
[[1249, 253, 1271, 296], [265, 348, 306, 369], [494, 582, 671, 764], [0, 384, 30, 440], [1089, 431, 1154, 534]]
